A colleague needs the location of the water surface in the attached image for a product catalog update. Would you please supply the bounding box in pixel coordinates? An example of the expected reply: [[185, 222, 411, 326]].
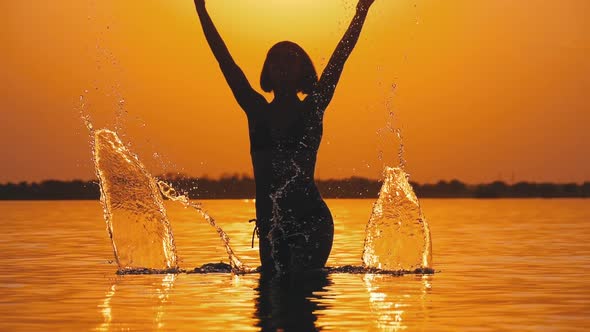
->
[[1, 199, 588, 331]]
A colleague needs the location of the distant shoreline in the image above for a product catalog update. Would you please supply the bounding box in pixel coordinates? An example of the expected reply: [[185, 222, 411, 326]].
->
[[1, 176, 588, 200]]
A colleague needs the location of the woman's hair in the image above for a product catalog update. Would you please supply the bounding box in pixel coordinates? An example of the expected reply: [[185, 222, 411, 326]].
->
[[260, 41, 318, 95]]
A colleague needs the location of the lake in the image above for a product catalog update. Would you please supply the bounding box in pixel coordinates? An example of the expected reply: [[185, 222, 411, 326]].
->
[[0, 199, 588, 331]]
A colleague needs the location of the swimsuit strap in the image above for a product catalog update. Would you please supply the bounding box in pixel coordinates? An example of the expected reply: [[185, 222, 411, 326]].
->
[[249, 218, 258, 248]]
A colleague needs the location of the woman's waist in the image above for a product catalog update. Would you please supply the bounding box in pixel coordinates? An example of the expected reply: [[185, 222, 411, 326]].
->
[[256, 185, 322, 204], [255, 197, 332, 232], [255, 187, 325, 214], [250, 148, 318, 165], [258, 176, 321, 196], [250, 136, 320, 153]]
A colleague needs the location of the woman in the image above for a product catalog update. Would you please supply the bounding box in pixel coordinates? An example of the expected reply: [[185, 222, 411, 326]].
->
[[194, 0, 375, 274]]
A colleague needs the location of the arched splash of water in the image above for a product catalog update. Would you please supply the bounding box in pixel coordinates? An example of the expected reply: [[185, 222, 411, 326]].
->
[[94, 129, 178, 271], [156, 181, 248, 272], [93, 129, 248, 273], [362, 167, 433, 271]]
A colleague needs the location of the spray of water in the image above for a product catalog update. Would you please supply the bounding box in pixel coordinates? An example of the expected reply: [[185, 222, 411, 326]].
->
[[362, 167, 433, 271], [156, 181, 249, 272], [93, 128, 248, 273], [93, 129, 178, 271], [268, 159, 303, 273], [369, 32, 432, 272], [90, 127, 432, 275], [395, 128, 407, 171]]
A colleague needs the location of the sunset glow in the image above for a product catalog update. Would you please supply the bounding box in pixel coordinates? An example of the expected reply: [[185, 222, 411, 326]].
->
[[2, 0, 589, 183]]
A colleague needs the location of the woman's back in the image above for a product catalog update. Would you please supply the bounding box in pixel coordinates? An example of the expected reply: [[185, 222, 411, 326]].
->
[[248, 99, 324, 221], [193, 0, 375, 274]]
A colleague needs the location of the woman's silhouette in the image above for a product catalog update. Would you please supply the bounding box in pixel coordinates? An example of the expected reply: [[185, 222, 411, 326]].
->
[[194, 0, 375, 274]]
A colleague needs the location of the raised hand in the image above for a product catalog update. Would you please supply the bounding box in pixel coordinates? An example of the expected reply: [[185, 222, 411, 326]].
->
[[357, 0, 375, 12]]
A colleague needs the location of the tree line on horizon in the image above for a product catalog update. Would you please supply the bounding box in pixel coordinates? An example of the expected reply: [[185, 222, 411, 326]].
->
[[0, 174, 589, 200]]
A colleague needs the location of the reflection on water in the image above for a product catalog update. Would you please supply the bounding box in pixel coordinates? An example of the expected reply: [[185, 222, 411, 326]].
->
[[96, 274, 177, 331], [255, 271, 331, 331], [155, 274, 176, 329], [365, 274, 406, 330], [364, 274, 432, 331], [1, 199, 589, 331], [97, 283, 116, 331]]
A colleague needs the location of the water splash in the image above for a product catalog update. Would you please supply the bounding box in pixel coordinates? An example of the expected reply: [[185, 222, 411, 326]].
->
[[93, 128, 248, 273], [376, 83, 405, 171], [268, 159, 303, 273], [362, 167, 433, 271], [156, 181, 249, 272], [93, 129, 178, 271], [395, 128, 407, 171]]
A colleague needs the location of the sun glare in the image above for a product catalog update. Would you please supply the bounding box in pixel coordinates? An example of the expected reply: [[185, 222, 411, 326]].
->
[[204, 0, 355, 51]]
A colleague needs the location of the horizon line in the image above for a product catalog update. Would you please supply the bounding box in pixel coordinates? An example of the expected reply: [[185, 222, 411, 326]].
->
[[1, 175, 589, 186]]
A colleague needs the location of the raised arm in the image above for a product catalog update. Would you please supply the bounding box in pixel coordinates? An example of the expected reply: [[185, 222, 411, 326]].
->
[[193, 0, 266, 112], [309, 0, 375, 110]]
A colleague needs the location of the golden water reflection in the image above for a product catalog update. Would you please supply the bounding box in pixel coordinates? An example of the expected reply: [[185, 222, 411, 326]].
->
[[254, 271, 332, 331], [1, 200, 589, 331], [96, 274, 177, 331], [364, 274, 432, 331], [94, 271, 433, 332], [97, 283, 116, 331]]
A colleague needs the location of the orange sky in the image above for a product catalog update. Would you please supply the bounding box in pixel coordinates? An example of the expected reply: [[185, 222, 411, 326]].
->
[[2, 0, 589, 183]]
